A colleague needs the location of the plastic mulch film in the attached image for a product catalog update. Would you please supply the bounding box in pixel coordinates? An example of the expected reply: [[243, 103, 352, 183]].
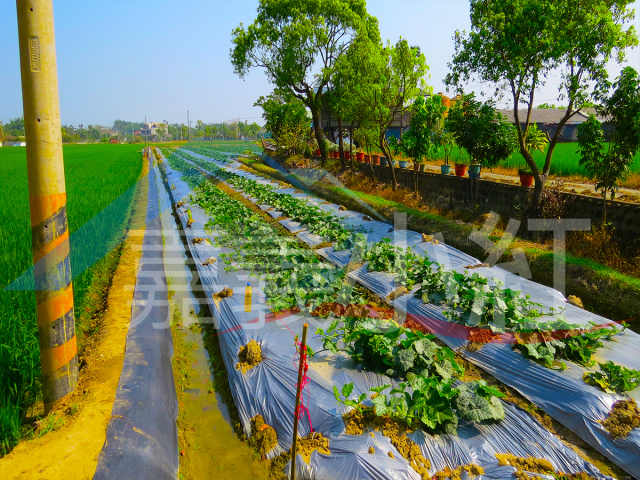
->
[[159, 153, 621, 480], [184, 151, 640, 478], [94, 161, 178, 480]]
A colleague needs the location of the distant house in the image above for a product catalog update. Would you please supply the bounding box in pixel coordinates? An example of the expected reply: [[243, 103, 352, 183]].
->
[[321, 92, 456, 142], [141, 122, 161, 139], [109, 137, 119, 144], [497, 108, 610, 142]]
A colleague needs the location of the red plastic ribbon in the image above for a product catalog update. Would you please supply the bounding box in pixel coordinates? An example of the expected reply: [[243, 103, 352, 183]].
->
[[294, 340, 313, 432]]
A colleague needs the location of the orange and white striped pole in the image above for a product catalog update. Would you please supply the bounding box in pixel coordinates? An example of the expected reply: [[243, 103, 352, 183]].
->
[[17, 0, 78, 412]]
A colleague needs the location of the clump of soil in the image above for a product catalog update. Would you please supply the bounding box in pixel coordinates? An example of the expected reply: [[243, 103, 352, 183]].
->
[[368, 446, 375, 454], [496, 453, 598, 480], [342, 409, 431, 479], [339, 205, 347, 211], [466, 328, 501, 349], [212, 287, 233, 302], [602, 399, 640, 439], [363, 215, 372, 221], [568, 295, 584, 308], [248, 415, 277, 458], [346, 261, 364, 273], [464, 263, 489, 269], [496, 453, 554, 474], [421, 233, 440, 245], [434, 463, 484, 480], [296, 432, 330, 464], [379, 416, 431, 479], [311, 302, 369, 318], [387, 286, 409, 301], [315, 241, 333, 249], [202, 257, 217, 266], [268, 452, 291, 480], [236, 339, 263, 374], [192, 237, 209, 244]]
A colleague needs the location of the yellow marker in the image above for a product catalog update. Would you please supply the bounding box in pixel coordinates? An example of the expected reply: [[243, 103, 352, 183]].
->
[[245, 283, 252, 312]]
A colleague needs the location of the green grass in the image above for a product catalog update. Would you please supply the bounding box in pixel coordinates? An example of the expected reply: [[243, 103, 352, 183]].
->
[[428, 142, 640, 177], [0, 144, 143, 455]]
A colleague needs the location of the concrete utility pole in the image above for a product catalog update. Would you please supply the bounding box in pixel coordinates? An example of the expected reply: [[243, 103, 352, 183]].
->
[[16, 0, 78, 411]]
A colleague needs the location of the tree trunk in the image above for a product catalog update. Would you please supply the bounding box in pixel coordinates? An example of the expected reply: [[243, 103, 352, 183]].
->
[[310, 108, 326, 168], [380, 137, 397, 191], [603, 192, 607, 225], [349, 122, 355, 170], [338, 118, 345, 170]]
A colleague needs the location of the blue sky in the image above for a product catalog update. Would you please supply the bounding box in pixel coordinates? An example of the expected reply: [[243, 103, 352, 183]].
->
[[1, 0, 638, 127]]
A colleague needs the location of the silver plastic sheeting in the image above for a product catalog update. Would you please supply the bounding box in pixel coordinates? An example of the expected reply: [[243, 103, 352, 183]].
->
[[160, 154, 621, 480]]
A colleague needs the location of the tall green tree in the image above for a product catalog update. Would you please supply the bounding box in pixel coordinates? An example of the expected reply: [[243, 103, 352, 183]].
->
[[446, 0, 637, 211], [578, 67, 640, 223], [392, 94, 448, 165], [255, 92, 310, 155], [446, 94, 518, 167], [230, 0, 379, 167], [347, 37, 429, 189]]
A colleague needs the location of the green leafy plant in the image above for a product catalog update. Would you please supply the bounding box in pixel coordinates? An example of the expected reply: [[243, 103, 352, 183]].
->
[[583, 361, 640, 393]]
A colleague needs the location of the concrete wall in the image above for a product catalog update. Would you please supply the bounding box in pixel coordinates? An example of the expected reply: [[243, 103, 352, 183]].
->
[[357, 164, 640, 243]]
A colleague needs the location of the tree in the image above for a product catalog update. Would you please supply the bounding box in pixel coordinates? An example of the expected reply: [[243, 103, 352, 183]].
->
[[447, 0, 637, 212], [578, 67, 640, 223], [255, 92, 310, 155], [230, 0, 379, 167], [446, 94, 518, 167], [343, 37, 429, 189], [392, 94, 447, 165]]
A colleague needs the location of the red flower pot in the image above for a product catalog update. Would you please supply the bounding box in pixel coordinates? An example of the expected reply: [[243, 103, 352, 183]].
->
[[345, 152, 351, 161], [519, 172, 535, 187], [315, 149, 321, 157], [454, 163, 467, 177], [372, 155, 380, 165], [356, 152, 365, 162], [364, 154, 370, 163]]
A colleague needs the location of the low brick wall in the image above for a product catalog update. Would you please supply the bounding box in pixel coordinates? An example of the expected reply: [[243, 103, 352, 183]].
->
[[357, 163, 640, 243]]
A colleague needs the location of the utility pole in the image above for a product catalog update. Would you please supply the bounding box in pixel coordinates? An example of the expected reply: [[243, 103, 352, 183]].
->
[[222, 121, 225, 141], [16, 0, 78, 411], [187, 110, 190, 143]]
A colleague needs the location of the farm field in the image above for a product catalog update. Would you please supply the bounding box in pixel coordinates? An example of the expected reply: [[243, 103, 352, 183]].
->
[[161, 145, 640, 479], [404, 142, 640, 178], [0, 144, 143, 454]]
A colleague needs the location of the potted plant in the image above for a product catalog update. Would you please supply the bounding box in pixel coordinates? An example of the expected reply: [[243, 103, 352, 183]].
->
[[454, 161, 468, 177], [440, 131, 454, 175], [447, 93, 518, 179], [519, 124, 548, 187], [399, 159, 408, 168], [380, 156, 388, 166], [469, 163, 482, 179], [372, 154, 381, 165], [356, 151, 365, 162], [518, 168, 535, 187]]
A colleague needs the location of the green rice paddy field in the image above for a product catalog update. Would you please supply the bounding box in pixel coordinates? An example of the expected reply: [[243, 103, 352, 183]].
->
[[430, 142, 640, 176], [0, 144, 143, 454]]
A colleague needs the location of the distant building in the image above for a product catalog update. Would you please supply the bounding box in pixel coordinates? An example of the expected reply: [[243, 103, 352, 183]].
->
[[3, 141, 26, 147], [141, 122, 161, 139], [497, 108, 610, 142], [109, 137, 119, 144], [320, 92, 456, 142]]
